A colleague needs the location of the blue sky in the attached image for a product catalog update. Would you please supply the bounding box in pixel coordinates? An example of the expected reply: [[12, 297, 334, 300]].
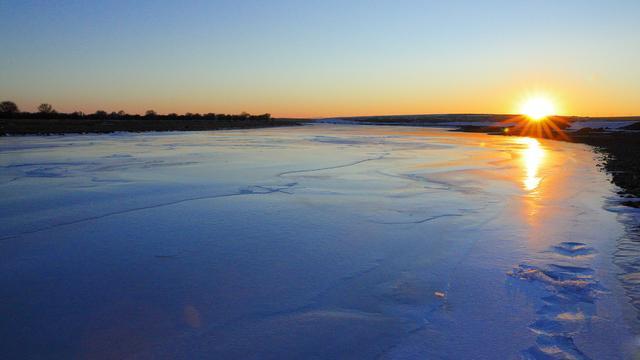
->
[[1, 0, 639, 117]]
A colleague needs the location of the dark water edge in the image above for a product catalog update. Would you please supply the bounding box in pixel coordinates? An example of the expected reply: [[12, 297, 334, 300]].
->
[[574, 130, 640, 207]]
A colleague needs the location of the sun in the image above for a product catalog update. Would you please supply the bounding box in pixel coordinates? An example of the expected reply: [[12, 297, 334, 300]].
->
[[520, 97, 555, 121]]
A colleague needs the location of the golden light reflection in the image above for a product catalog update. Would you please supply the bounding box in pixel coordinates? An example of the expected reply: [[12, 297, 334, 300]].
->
[[518, 137, 545, 191]]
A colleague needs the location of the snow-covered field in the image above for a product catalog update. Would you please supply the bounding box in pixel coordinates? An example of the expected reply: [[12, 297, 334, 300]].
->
[[1, 125, 637, 359], [567, 120, 638, 131]]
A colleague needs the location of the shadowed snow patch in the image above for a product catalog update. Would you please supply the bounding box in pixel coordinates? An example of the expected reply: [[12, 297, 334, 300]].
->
[[509, 241, 604, 359]]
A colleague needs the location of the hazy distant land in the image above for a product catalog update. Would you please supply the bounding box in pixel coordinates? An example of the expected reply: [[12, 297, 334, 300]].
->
[[3, 110, 639, 136]]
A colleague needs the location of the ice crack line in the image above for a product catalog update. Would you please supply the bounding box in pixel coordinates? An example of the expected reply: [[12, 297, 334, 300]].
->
[[369, 213, 463, 225], [0, 183, 297, 241], [277, 154, 387, 177]]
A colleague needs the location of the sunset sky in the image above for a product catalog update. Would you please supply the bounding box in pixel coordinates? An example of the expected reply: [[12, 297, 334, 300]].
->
[[1, 0, 639, 118]]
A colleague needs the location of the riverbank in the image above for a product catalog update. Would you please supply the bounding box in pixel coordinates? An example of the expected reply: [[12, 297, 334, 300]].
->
[[317, 114, 639, 207]]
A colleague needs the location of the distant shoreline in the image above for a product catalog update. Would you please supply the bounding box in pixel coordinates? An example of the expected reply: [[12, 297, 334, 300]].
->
[[0, 117, 305, 136]]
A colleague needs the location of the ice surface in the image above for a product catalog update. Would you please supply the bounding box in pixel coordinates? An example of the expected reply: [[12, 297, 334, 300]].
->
[[0, 125, 637, 358]]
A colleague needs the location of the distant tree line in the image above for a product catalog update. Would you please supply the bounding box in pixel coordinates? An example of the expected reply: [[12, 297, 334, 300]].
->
[[0, 101, 271, 122]]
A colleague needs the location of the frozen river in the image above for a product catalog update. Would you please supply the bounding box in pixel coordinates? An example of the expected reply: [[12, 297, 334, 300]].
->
[[1, 125, 638, 359]]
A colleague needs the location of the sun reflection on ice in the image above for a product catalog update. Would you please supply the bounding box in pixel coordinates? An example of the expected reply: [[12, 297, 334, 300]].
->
[[518, 137, 545, 191]]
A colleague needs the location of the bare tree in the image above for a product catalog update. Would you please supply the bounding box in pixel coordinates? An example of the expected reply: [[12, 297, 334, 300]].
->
[[0, 101, 19, 114], [38, 103, 55, 114]]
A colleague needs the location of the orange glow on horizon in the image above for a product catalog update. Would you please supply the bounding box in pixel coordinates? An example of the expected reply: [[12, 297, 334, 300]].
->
[[13, 84, 639, 118], [519, 96, 556, 120]]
